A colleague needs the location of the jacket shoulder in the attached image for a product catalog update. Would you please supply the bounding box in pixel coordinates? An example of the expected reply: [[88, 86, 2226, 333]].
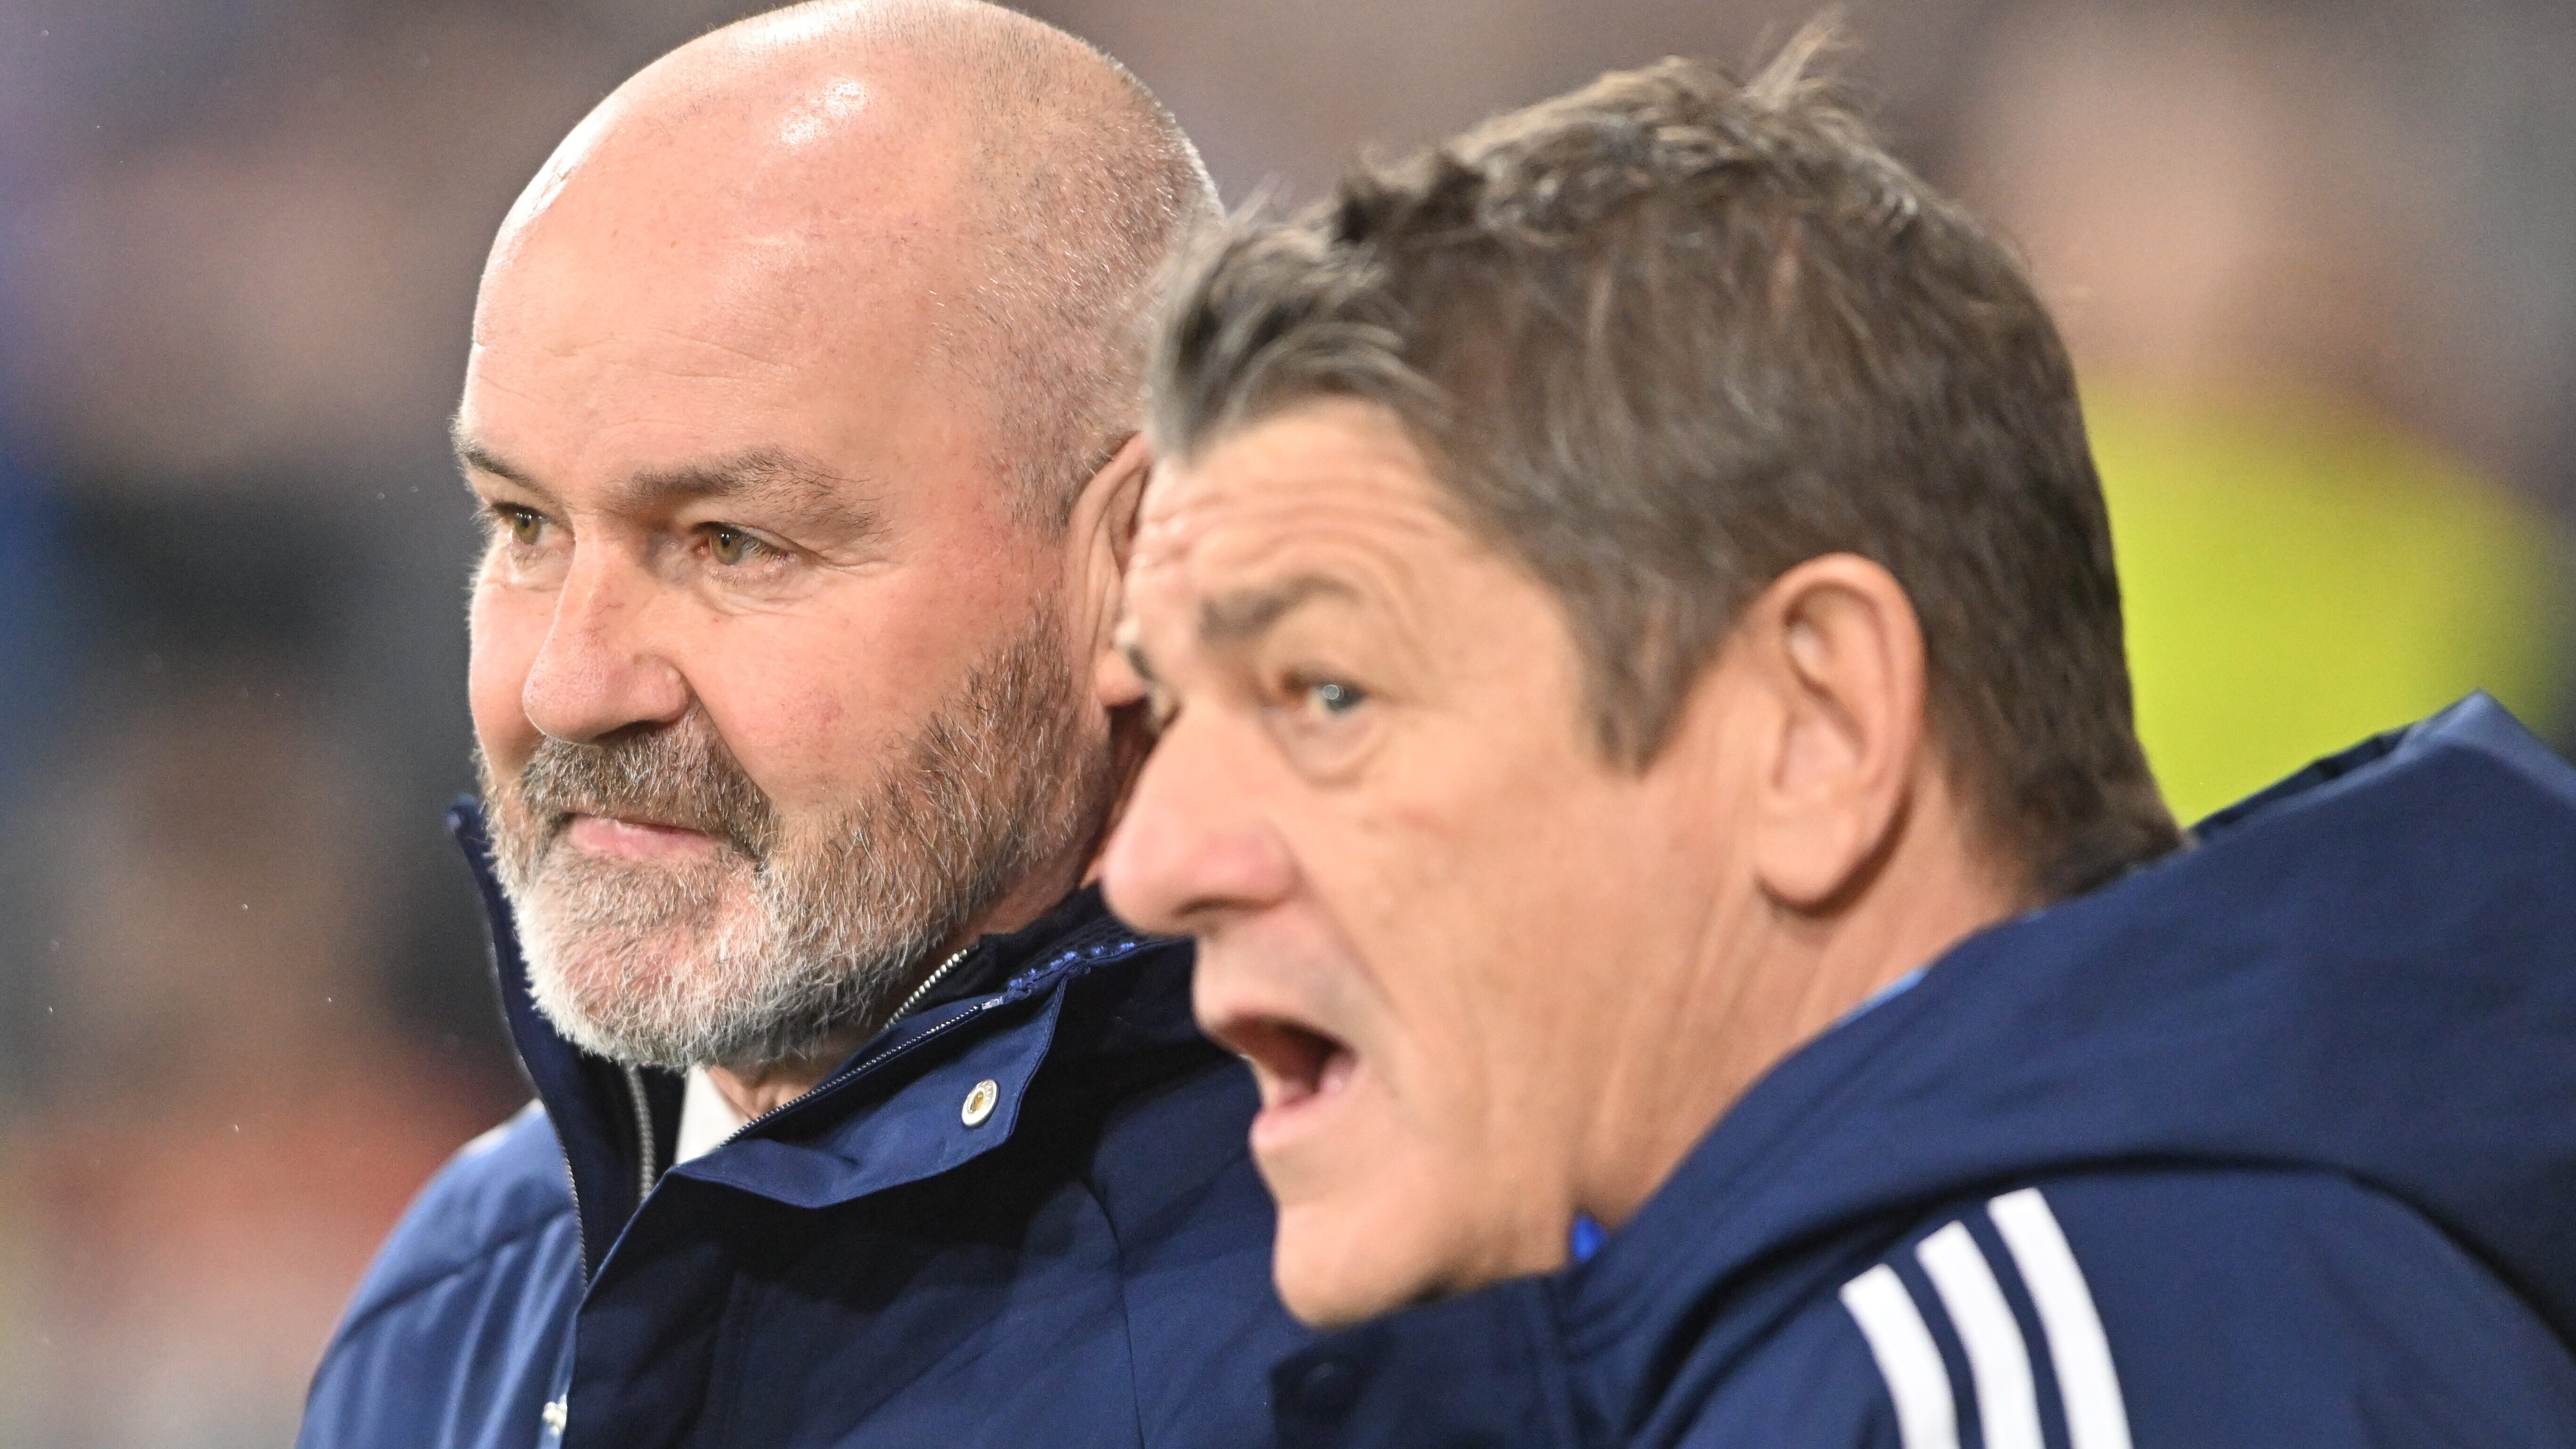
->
[[299, 1101, 583, 1449], [1714, 1168, 2576, 1449], [1089, 1055, 1313, 1443], [340, 1099, 576, 1326]]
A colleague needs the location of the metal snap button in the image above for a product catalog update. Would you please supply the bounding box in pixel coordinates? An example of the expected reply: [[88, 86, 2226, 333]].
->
[[962, 1078, 1000, 1126], [1297, 1358, 1357, 1413]]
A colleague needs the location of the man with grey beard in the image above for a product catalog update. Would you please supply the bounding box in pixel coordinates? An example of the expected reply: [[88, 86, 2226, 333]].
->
[[493, 624, 1098, 1077], [297, 3, 1306, 1446]]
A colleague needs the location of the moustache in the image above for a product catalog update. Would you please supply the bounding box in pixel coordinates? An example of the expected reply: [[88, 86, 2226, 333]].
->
[[512, 715, 781, 861]]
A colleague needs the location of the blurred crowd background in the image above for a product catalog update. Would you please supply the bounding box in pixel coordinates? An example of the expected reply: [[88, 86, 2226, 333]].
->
[[1, 0, 2569, 1442]]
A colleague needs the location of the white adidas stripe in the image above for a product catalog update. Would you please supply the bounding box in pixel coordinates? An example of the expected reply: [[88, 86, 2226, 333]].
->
[[1916, 1221, 2044, 1449], [1842, 1190, 2135, 1449], [1989, 1187, 2135, 1449], [1840, 1264, 1960, 1449]]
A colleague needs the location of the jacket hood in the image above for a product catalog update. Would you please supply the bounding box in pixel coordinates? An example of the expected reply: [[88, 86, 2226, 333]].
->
[[450, 800, 669, 1270], [1551, 692, 2576, 1408]]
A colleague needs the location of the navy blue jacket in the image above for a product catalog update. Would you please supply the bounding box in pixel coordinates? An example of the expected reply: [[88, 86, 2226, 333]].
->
[[1272, 695, 2576, 1448], [300, 806, 1307, 1449]]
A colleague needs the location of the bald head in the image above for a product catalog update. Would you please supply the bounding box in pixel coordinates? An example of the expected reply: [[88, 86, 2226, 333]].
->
[[478, 0, 1217, 525]]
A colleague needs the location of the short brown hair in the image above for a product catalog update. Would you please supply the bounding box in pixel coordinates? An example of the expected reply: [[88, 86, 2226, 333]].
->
[[1148, 38, 2179, 900]]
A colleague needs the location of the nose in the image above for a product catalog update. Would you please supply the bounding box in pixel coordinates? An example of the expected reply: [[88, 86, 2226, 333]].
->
[[520, 546, 691, 744], [1102, 717, 1299, 937]]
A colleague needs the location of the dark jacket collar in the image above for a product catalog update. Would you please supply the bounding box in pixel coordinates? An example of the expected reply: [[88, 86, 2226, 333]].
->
[[1275, 694, 2576, 1443], [447, 803, 1180, 1277], [907, 877, 1127, 1014]]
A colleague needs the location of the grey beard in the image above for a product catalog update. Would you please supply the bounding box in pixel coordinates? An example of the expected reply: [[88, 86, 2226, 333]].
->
[[479, 608, 1111, 1074]]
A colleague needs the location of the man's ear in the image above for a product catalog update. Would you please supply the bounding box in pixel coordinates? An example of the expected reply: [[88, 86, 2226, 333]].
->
[[1741, 553, 1929, 912], [1065, 432, 1153, 678]]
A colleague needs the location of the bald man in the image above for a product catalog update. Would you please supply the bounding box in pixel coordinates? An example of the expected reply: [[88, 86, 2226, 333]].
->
[[297, 4, 1306, 1446]]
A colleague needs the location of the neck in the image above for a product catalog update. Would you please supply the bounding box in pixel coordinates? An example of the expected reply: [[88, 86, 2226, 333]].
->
[[706, 1044, 862, 1123], [1579, 826, 2019, 1231]]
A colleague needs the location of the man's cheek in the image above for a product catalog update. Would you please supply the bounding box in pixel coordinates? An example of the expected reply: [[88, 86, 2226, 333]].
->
[[687, 649, 855, 765], [468, 587, 549, 765]]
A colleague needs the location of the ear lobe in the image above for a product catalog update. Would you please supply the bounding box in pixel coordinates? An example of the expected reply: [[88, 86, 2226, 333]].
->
[[1096, 620, 1150, 710], [1748, 554, 1927, 912]]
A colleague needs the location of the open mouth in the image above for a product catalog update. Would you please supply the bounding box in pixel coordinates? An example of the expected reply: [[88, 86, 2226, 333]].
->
[[1221, 1015, 1360, 1132]]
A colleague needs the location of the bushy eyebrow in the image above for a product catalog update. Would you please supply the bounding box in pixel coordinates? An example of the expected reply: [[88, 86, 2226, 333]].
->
[[1118, 576, 1371, 702], [453, 429, 884, 542], [1197, 575, 1361, 647], [455, 433, 552, 504], [620, 448, 871, 526]]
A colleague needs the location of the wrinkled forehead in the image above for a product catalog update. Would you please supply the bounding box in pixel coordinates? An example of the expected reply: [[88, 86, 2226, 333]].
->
[[1130, 403, 1472, 628]]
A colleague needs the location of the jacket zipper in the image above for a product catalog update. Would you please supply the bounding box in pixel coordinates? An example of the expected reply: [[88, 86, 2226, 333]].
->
[[707, 942, 983, 1153], [586, 940, 984, 1271], [549, 1068, 655, 1437], [621, 1063, 657, 1205], [888, 942, 977, 1023], [566, 1152, 591, 1282], [568, 1067, 656, 1287]]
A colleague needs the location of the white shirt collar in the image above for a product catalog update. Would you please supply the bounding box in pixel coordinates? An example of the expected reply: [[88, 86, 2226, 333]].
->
[[674, 1064, 750, 1165]]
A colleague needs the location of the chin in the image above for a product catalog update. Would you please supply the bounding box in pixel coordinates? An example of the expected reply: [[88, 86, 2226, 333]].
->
[[1270, 1199, 1453, 1329]]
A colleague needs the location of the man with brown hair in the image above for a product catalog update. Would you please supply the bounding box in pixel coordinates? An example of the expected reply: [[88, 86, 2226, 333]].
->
[[299, 3, 1307, 1446], [1104, 42, 2576, 1448]]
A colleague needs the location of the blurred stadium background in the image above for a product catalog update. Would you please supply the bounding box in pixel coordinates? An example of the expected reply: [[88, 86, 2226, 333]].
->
[[0, 0, 2568, 1442]]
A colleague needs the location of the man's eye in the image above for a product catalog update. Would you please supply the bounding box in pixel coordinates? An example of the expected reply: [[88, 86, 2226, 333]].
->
[[1267, 673, 1377, 775], [1307, 680, 1367, 716], [706, 525, 765, 566], [500, 506, 545, 545]]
